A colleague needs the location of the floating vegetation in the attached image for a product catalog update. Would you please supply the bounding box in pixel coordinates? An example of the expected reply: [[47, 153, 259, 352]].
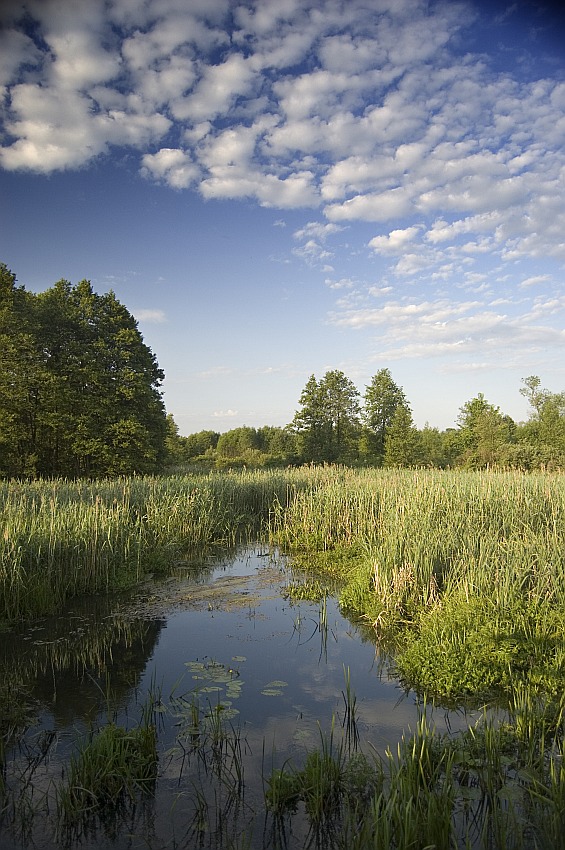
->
[[261, 680, 288, 697]]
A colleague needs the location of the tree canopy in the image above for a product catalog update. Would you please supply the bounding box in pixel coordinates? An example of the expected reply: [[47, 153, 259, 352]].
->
[[292, 370, 360, 464], [176, 371, 565, 472], [0, 264, 167, 478]]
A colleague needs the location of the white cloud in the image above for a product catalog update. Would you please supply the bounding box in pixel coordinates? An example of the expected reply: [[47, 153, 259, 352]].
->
[[135, 308, 167, 322], [0, 0, 564, 279], [369, 226, 421, 255], [213, 409, 238, 418], [324, 278, 355, 290], [172, 53, 255, 122], [140, 147, 199, 188], [293, 221, 344, 241], [519, 274, 552, 289]]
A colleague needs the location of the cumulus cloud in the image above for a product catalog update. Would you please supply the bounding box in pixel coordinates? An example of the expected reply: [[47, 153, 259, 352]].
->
[[141, 147, 200, 188], [1, 0, 564, 275], [369, 226, 422, 255]]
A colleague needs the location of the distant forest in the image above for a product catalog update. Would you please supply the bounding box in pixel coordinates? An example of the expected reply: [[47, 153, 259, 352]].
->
[[171, 369, 565, 472], [2, 264, 564, 478]]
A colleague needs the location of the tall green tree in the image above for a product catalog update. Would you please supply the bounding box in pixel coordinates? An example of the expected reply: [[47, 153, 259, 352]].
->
[[164, 414, 185, 465], [384, 403, 422, 467], [456, 393, 514, 468], [292, 370, 360, 463], [36, 280, 167, 476], [519, 375, 565, 465], [362, 369, 407, 465], [0, 264, 45, 476], [0, 266, 167, 478]]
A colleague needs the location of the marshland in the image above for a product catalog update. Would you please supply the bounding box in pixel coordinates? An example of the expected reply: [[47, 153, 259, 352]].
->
[[1, 466, 564, 849]]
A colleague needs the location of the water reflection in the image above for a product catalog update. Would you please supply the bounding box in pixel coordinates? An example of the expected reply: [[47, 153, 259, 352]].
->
[[1, 546, 481, 850], [0, 594, 164, 729]]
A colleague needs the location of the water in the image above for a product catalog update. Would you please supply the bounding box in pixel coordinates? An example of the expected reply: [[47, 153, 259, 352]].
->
[[0, 546, 479, 849]]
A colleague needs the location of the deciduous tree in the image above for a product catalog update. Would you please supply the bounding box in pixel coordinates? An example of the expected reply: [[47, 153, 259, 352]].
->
[[0, 266, 167, 477], [384, 403, 422, 467]]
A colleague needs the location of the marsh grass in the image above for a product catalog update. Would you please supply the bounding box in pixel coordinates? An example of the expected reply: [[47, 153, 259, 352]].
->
[[270, 467, 565, 702], [263, 695, 565, 850], [0, 470, 294, 623], [56, 720, 158, 836]]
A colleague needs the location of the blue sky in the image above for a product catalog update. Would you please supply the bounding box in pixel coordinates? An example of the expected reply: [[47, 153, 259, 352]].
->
[[1, 0, 564, 435]]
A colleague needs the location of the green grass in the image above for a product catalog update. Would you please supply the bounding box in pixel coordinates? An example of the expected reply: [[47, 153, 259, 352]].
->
[[263, 697, 565, 850], [56, 720, 158, 834], [0, 470, 295, 622], [269, 467, 565, 703], [2, 466, 565, 703]]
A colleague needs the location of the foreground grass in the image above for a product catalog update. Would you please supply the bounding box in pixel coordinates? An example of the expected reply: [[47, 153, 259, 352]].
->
[[3, 682, 564, 850], [271, 467, 565, 704], [265, 699, 565, 850]]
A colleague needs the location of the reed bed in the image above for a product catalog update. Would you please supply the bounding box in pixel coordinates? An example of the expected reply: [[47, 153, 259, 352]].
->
[[273, 468, 565, 609], [2, 466, 565, 701], [0, 470, 295, 623], [270, 467, 565, 702]]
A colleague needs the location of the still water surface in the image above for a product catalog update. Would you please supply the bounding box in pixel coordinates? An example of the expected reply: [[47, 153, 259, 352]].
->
[[1, 546, 479, 849]]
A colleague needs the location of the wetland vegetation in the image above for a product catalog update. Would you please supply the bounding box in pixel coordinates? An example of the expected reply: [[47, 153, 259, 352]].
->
[[1, 466, 564, 848]]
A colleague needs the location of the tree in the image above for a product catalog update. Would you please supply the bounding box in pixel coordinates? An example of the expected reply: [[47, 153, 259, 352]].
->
[[256, 426, 299, 464], [456, 393, 514, 468], [292, 370, 360, 463], [181, 430, 220, 459], [216, 427, 262, 460], [362, 369, 407, 465], [0, 266, 167, 478], [384, 403, 422, 467], [519, 375, 565, 466], [164, 414, 185, 465], [418, 424, 453, 468], [0, 264, 47, 476]]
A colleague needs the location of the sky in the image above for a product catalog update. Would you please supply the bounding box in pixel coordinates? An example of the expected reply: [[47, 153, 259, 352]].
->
[[1, 0, 565, 436]]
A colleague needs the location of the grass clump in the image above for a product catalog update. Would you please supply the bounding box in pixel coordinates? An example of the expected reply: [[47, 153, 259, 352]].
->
[[396, 593, 565, 702], [56, 721, 157, 833], [266, 727, 382, 831], [265, 700, 565, 850]]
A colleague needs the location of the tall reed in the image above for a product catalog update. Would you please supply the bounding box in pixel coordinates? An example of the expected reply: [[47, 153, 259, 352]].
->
[[270, 467, 565, 701], [0, 470, 296, 623]]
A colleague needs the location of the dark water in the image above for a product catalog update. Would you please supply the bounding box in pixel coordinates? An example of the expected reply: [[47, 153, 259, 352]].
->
[[0, 546, 479, 849]]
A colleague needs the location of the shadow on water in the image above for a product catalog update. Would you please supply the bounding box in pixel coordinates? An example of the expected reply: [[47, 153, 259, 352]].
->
[[0, 545, 481, 850]]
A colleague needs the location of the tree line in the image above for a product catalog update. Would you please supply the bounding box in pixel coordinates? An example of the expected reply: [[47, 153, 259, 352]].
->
[[0, 264, 168, 477], [171, 370, 565, 471], [3, 262, 564, 478]]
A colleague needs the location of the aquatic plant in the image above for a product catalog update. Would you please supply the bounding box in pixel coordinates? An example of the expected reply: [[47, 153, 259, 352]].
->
[[0, 470, 296, 623], [56, 721, 157, 832]]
